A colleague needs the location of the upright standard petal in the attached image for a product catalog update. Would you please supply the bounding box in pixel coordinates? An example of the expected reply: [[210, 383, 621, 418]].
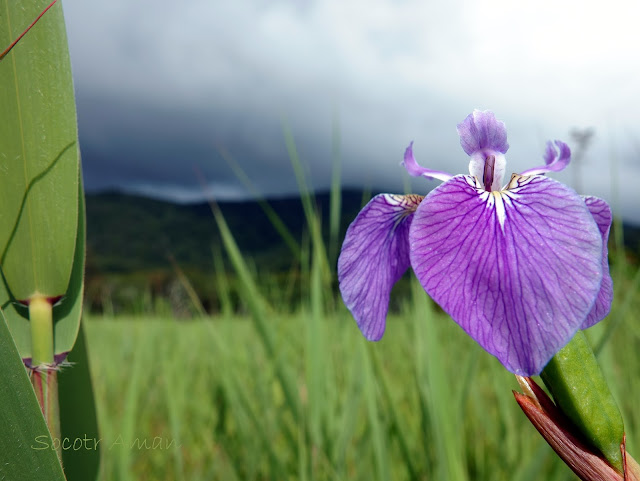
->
[[520, 141, 571, 176], [457, 110, 509, 156], [581, 196, 613, 329], [402, 142, 453, 182], [409, 175, 603, 375], [338, 194, 423, 340]]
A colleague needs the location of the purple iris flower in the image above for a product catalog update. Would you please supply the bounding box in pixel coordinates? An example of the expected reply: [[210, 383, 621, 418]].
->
[[338, 110, 613, 376]]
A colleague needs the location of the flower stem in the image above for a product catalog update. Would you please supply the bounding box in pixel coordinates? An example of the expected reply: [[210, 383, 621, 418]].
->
[[29, 296, 61, 460], [29, 297, 54, 366]]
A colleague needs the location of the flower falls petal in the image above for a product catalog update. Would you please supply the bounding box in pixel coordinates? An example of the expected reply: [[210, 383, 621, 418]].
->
[[581, 196, 613, 329], [338, 194, 423, 340], [409, 175, 603, 375]]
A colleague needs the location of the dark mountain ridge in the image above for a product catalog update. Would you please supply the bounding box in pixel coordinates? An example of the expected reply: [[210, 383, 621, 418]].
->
[[86, 189, 640, 273], [86, 189, 368, 274]]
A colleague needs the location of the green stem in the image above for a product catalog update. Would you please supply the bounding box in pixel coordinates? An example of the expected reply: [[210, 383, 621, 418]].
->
[[29, 296, 54, 366], [29, 296, 61, 460], [541, 331, 624, 472]]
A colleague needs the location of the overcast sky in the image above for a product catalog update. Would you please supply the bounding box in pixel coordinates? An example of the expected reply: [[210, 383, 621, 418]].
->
[[61, 0, 640, 223]]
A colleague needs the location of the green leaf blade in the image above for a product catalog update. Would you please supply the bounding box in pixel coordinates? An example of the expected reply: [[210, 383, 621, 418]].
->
[[0, 0, 79, 300], [0, 312, 66, 480], [58, 321, 101, 481]]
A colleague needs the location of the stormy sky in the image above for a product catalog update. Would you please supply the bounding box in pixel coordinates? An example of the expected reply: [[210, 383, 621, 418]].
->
[[62, 0, 640, 223]]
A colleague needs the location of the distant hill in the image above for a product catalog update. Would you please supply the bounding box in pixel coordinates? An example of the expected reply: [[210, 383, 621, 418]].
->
[[85, 189, 368, 275], [86, 190, 640, 273], [84, 189, 640, 314]]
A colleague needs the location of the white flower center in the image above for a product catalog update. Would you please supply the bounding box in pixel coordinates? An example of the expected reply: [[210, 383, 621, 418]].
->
[[468, 152, 507, 191]]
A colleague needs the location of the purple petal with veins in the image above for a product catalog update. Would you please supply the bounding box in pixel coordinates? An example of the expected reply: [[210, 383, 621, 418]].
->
[[581, 196, 613, 328], [457, 110, 509, 156], [402, 142, 453, 182], [409, 175, 603, 375], [338, 194, 423, 340], [521, 141, 571, 176]]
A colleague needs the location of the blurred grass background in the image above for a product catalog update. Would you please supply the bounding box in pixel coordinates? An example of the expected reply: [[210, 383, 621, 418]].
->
[[85, 274, 640, 481], [80, 133, 640, 480], [82, 188, 640, 480]]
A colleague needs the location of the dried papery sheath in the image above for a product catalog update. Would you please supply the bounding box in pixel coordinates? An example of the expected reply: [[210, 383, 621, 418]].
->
[[514, 377, 640, 481]]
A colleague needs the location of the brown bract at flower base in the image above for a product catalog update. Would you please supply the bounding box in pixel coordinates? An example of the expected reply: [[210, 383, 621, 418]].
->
[[514, 376, 640, 481]]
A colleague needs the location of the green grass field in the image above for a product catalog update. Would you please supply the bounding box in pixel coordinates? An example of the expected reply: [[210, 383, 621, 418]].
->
[[85, 277, 640, 481], [63, 155, 634, 481], [82, 158, 640, 480]]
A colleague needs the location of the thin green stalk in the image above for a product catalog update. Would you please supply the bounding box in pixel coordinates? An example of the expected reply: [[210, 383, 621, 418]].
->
[[595, 263, 640, 355], [609, 134, 625, 275], [370, 347, 418, 480], [217, 145, 301, 260], [29, 296, 53, 365], [210, 200, 302, 437], [328, 108, 342, 270], [212, 243, 232, 317], [167, 253, 206, 317], [283, 126, 331, 283], [360, 187, 372, 209], [361, 343, 390, 481], [29, 296, 61, 459], [412, 280, 467, 480]]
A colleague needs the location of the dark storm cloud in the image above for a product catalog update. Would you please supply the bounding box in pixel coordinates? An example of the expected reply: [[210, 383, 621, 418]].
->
[[63, 0, 640, 221]]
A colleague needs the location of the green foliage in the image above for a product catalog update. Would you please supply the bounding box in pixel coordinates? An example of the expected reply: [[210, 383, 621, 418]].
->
[[79, 128, 640, 480], [0, 313, 66, 481], [541, 331, 625, 471], [82, 190, 367, 315], [84, 190, 366, 273], [1, 172, 86, 359], [0, 0, 79, 300], [86, 170, 640, 479], [82, 289, 640, 481], [82, 190, 640, 318], [0, 2, 93, 479], [58, 321, 101, 481], [1, 0, 85, 361]]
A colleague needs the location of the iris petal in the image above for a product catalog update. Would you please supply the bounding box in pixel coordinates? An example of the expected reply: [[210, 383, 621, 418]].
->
[[409, 175, 603, 375], [338, 194, 423, 340], [581, 196, 613, 328], [402, 142, 453, 182], [520, 140, 571, 176], [457, 110, 509, 156]]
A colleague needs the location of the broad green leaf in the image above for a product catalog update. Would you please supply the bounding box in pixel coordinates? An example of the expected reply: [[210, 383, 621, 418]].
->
[[2, 178, 85, 358], [58, 320, 101, 481], [0, 312, 66, 480], [0, 0, 79, 301]]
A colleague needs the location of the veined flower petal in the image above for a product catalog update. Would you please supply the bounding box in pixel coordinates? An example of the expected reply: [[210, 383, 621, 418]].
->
[[457, 110, 509, 156], [409, 175, 603, 375], [521, 140, 571, 176], [402, 142, 454, 182], [581, 196, 613, 329], [338, 194, 423, 340]]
